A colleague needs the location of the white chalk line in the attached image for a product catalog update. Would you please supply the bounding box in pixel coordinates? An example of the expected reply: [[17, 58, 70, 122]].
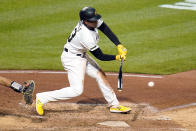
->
[[0, 70, 163, 78], [57, 102, 196, 113], [107, 73, 163, 78], [160, 102, 196, 112], [159, 0, 196, 11]]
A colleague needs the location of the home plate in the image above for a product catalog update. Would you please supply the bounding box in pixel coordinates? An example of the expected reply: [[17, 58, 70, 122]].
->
[[97, 121, 130, 127]]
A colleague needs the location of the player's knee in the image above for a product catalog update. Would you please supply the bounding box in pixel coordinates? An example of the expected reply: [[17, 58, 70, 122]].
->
[[97, 71, 106, 80]]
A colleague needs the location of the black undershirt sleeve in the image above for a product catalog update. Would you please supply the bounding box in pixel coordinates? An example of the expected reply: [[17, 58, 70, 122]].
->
[[98, 22, 120, 46], [90, 48, 116, 61]]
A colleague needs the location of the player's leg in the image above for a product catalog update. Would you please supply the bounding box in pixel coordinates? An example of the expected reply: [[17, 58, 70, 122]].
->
[[36, 67, 86, 104], [85, 55, 131, 113], [85, 55, 119, 106], [0, 76, 12, 86], [36, 52, 87, 115]]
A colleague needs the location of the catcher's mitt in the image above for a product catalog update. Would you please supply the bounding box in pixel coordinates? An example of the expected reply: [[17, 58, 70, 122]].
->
[[22, 80, 35, 105]]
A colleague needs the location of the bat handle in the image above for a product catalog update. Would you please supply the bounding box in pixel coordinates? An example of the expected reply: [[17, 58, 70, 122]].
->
[[118, 59, 123, 91], [121, 58, 123, 62], [120, 58, 123, 65]]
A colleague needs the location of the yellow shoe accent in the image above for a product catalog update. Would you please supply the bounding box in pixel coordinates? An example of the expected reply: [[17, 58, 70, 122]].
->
[[36, 98, 44, 115], [110, 105, 131, 113]]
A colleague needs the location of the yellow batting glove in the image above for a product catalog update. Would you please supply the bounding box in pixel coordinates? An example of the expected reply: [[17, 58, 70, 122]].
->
[[117, 44, 127, 55], [116, 54, 126, 61]]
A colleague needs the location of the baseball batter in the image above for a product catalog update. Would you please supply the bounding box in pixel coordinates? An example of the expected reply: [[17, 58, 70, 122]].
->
[[36, 7, 131, 115], [0, 76, 35, 104]]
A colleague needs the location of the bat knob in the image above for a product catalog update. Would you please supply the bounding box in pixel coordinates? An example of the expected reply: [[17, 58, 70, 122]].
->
[[117, 89, 122, 92]]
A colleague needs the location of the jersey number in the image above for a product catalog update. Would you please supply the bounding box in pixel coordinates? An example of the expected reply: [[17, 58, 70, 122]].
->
[[68, 28, 77, 42]]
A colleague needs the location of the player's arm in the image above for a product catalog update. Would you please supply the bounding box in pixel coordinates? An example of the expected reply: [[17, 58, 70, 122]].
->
[[98, 22, 120, 46], [0, 76, 35, 104], [98, 22, 127, 56], [0, 76, 24, 92], [90, 48, 115, 61], [90, 48, 125, 61], [0, 76, 12, 87]]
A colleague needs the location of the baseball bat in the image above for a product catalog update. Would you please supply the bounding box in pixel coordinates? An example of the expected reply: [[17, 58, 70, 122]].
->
[[117, 59, 123, 91]]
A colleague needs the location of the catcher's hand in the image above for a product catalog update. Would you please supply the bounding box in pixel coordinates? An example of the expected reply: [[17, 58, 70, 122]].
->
[[116, 54, 126, 61], [117, 44, 127, 55], [22, 80, 35, 105]]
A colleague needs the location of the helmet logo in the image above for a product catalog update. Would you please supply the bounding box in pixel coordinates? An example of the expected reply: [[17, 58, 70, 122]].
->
[[94, 11, 97, 16]]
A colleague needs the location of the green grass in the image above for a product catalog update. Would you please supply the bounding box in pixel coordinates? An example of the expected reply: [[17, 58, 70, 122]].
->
[[0, 0, 195, 74]]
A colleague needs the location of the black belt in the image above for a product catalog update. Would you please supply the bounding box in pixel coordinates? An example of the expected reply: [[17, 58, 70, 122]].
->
[[64, 48, 82, 57]]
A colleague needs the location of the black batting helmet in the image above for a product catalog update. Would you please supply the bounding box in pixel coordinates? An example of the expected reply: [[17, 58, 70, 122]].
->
[[79, 7, 101, 22]]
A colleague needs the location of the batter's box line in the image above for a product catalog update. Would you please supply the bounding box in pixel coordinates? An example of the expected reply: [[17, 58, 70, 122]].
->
[[160, 102, 196, 112]]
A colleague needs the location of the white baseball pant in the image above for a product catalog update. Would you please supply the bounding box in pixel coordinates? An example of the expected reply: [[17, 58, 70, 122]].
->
[[36, 50, 119, 106]]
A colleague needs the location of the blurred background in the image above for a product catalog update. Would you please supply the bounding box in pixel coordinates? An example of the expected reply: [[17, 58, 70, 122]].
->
[[0, 0, 195, 74]]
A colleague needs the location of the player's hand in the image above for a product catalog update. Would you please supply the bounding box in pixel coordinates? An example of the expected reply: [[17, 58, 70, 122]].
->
[[117, 44, 127, 55], [116, 54, 126, 61]]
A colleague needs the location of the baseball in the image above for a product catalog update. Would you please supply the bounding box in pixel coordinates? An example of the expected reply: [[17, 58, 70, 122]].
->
[[148, 81, 154, 87]]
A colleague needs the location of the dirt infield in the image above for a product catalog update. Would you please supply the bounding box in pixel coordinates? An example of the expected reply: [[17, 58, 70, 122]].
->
[[0, 70, 196, 131]]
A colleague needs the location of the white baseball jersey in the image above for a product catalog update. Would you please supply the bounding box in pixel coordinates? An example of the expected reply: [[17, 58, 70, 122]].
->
[[64, 19, 104, 54]]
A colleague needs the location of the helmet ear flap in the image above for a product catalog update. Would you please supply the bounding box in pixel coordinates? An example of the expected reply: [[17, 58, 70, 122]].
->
[[79, 10, 84, 20]]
